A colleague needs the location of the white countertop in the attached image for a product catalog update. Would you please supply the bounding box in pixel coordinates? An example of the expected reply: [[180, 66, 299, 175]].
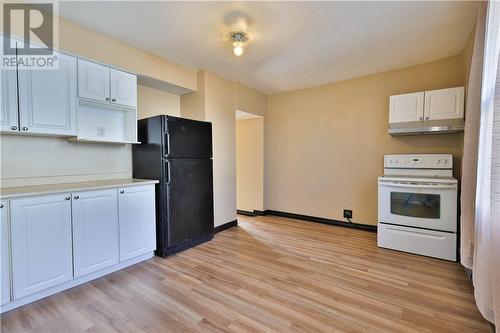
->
[[0, 178, 159, 199]]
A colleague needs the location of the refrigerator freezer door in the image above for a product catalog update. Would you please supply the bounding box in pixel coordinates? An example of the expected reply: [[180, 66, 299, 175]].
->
[[164, 116, 212, 158], [165, 158, 214, 248]]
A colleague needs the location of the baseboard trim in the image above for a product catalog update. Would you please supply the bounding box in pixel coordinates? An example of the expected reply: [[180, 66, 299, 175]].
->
[[237, 210, 255, 216], [214, 219, 238, 233], [464, 266, 473, 280], [236, 210, 266, 217], [264, 210, 377, 232]]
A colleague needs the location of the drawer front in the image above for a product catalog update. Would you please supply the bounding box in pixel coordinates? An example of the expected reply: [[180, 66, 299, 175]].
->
[[377, 223, 456, 261]]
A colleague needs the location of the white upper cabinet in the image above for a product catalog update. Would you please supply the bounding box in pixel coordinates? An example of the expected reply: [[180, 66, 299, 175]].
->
[[118, 185, 156, 261], [72, 189, 119, 277], [0, 35, 19, 133], [110, 69, 137, 108], [0, 69, 19, 133], [10, 194, 73, 300], [78, 59, 110, 103], [78, 59, 137, 108], [2, 38, 137, 142], [1, 200, 11, 305], [18, 52, 77, 135], [389, 92, 424, 123], [389, 87, 464, 125], [424, 87, 464, 121]]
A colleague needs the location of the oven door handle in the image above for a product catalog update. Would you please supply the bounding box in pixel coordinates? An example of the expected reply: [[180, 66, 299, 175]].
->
[[379, 182, 457, 190]]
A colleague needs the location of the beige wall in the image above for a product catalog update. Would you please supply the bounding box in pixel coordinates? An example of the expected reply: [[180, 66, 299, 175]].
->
[[180, 71, 206, 121], [236, 118, 264, 212], [180, 71, 238, 226], [204, 72, 238, 226], [236, 83, 267, 117], [180, 72, 268, 226], [138, 85, 181, 119], [58, 17, 196, 91], [265, 55, 465, 226]]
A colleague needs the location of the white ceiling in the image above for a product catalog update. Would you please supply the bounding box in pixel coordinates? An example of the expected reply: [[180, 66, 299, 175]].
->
[[58, 1, 478, 94]]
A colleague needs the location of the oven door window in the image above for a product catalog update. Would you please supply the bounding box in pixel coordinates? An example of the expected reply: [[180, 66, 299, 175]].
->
[[390, 192, 440, 219]]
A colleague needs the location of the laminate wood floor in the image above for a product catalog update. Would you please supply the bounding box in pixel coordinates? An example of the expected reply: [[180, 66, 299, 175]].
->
[[1, 215, 491, 333]]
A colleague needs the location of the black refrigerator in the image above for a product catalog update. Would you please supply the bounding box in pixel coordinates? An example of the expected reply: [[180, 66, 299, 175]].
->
[[132, 115, 214, 257]]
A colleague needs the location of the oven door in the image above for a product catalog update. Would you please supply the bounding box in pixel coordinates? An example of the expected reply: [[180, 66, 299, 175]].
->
[[378, 180, 457, 232]]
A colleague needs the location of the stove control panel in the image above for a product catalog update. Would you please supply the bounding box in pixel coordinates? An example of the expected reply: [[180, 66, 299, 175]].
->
[[384, 154, 453, 169]]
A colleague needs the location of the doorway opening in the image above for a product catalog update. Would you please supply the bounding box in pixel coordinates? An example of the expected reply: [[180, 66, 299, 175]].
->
[[235, 110, 264, 215]]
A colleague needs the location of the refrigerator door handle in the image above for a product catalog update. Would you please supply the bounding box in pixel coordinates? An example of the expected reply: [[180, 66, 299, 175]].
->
[[165, 160, 171, 185], [165, 132, 171, 157]]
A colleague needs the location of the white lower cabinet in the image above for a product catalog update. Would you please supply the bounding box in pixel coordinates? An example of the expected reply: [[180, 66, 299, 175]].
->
[[119, 185, 156, 261], [1, 200, 11, 305], [72, 189, 119, 277], [1, 183, 156, 312], [10, 194, 73, 300]]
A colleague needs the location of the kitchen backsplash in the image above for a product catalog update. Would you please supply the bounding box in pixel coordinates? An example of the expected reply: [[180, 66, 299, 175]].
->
[[0, 135, 132, 187]]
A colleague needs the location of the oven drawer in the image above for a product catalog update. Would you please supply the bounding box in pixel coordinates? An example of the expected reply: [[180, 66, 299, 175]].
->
[[377, 223, 456, 261]]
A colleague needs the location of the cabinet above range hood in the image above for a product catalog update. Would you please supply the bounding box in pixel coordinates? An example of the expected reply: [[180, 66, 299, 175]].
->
[[388, 87, 464, 136]]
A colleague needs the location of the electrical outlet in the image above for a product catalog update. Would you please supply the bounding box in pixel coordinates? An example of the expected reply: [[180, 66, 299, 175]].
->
[[97, 127, 105, 137], [343, 209, 353, 219]]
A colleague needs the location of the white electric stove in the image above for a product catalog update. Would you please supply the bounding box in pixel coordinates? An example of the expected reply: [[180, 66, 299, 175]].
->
[[377, 154, 457, 261]]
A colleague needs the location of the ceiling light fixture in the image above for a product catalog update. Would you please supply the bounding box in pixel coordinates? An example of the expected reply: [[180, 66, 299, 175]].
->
[[230, 31, 248, 57]]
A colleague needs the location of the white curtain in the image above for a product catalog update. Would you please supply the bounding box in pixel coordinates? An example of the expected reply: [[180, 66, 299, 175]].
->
[[461, 2, 487, 269], [470, 0, 500, 328]]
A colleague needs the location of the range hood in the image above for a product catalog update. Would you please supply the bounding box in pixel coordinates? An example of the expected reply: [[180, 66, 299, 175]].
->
[[388, 119, 465, 136]]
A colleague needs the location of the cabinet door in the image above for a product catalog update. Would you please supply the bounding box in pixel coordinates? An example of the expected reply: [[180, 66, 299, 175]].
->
[[1, 200, 11, 305], [110, 69, 137, 108], [10, 194, 73, 299], [18, 52, 77, 135], [118, 185, 156, 261], [389, 92, 424, 123], [424, 87, 464, 121], [72, 189, 119, 277], [0, 35, 19, 133], [78, 59, 110, 103], [0, 69, 19, 133]]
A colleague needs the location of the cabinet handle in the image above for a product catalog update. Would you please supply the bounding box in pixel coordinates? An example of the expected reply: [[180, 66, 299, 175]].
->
[[106, 97, 110, 101], [65, 196, 71, 200], [0, 204, 3, 209], [425, 116, 430, 120], [74, 195, 79, 199], [10, 126, 17, 130], [22, 127, 28, 131], [419, 117, 423, 121], [119, 190, 125, 194], [111, 98, 116, 102]]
